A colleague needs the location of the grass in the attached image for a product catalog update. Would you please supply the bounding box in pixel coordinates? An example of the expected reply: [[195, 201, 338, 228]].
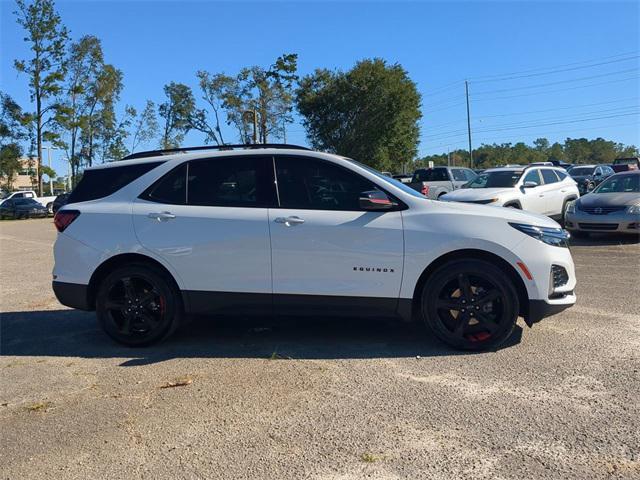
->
[[361, 452, 377, 463], [25, 401, 52, 412]]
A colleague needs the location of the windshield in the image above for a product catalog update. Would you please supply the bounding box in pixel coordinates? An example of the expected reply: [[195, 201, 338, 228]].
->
[[345, 158, 427, 199], [464, 171, 522, 189], [614, 158, 638, 165], [593, 174, 639, 193], [569, 167, 594, 176]]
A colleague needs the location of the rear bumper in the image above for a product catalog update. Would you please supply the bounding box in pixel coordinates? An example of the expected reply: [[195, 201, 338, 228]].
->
[[52, 281, 92, 311]]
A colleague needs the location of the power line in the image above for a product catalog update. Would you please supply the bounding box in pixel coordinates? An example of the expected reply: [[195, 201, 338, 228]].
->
[[422, 111, 639, 141], [423, 105, 639, 139], [473, 75, 640, 102], [468, 51, 639, 81], [471, 55, 639, 83], [472, 68, 638, 95]]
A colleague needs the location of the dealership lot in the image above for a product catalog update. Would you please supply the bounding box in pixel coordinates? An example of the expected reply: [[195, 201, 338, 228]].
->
[[1, 218, 639, 479]]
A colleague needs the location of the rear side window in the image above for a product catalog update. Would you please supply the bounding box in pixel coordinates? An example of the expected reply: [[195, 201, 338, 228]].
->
[[541, 169, 559, 184], [414, 168, 449, 182], [142, 163, 187, 205], [187, 156, 276, 207], [68, 162, 163, 203], [555, 170, 568, 181]]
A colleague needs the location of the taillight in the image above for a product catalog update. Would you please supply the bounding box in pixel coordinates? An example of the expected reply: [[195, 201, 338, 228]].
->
[[421, 184, 430, 196], [54, 210, 80, 232]]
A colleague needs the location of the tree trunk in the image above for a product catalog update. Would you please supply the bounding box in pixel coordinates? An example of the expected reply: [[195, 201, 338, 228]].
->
[[36, 96, 43, 196]]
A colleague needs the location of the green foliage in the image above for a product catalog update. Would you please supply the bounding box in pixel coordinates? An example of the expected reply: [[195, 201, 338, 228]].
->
[[296, 58, 421, 172], [129, 101, 159, 153], [0, 92, 31, 189], [418, 137, 639, 169], [158, 82, 196, 149], [14, 0, 69, 194]]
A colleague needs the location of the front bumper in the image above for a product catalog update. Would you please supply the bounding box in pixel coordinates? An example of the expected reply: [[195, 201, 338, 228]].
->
[[526, 296, 575, 324], [565, 210, 639, 234]]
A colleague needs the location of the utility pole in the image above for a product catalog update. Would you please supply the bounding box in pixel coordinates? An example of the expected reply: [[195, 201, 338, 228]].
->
[[447, 147, 451, 167], [282, 116, 287, 144], [243, 110, 258, 144], [465, 80, 473, 169]]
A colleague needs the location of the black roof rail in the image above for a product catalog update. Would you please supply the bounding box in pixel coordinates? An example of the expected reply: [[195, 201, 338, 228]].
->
[[122, 143, 311, 161]]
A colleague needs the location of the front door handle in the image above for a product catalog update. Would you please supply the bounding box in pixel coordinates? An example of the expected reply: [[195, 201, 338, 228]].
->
[[275, 216, 305, 226], [148, 211, 176, 222]]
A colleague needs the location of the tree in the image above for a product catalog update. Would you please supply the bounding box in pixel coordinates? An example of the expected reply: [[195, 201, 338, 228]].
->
[[297, 58, 421, 172], [54, 35, 103, 180], [129, 101, 159, 152], [158, 82, 195, 149], [0, 93, 31, 190], [14, 0, 68, 195], [79, 64, 124, 166], [219, 54, 298, 143], [190, 71, 233, 145]]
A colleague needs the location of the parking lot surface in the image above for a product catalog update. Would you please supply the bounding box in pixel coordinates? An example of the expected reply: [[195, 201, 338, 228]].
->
[[1, 218, 639, 480]]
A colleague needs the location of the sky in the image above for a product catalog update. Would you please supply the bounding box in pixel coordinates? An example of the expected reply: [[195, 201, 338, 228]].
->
[[1, 0, 639, 175]]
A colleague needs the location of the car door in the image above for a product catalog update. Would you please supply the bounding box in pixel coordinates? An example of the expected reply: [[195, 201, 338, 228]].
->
[[132, 156, 277, 313], [519, 169, 547, 214], [540, 168, 563, 216], [269, 155, 404, 316]]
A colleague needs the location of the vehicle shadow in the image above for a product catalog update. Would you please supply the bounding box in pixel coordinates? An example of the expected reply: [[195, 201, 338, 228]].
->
[[0, 309, 523, 366], [569, 233, 640, 247]]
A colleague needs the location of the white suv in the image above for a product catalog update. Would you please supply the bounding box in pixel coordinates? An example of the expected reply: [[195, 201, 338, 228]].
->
[[440, 166, 579, 220], [52, 145, 576, 350]]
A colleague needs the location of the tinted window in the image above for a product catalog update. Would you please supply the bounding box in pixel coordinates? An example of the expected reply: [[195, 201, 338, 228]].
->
[[523, 169, 542, 186], [68, 162, 163, 203], [464, 169, 477, 181], [413, 168, 449, 182], [541, 169, 558, 184], [452, 169, 467, 181], [569, 167, 595, 177], [276, 156, 378, 211], [142, 163, 187, 205], [466, 171, 522, 188], [187, 156, 276, 207], [555, 170, 568, 181], [594, 174, 639, 193]]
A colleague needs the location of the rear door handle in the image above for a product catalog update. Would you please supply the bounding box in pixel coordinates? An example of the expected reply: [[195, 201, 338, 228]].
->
[[275, 216, 305, 226], [148, 211, 176, 222]]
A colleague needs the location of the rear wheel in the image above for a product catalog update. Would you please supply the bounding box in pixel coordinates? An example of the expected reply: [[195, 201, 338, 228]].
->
[[421, 259, 519, 350], [96, 264, 182, 346]]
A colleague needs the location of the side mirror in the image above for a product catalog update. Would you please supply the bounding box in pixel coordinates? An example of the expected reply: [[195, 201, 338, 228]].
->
[[523, 181, 538, 188], [359, 190, 396, 211]]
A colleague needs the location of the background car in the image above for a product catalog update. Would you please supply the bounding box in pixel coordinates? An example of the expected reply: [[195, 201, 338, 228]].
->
[[440, 165, 579, 221], [0, 198, 49, 219], [611, 157, 640, 173], [568, 164, 615, 194], [407, 166, 477, 199], [52, 193, 70, 214], [565, 171, 640, 237], [392, 174, 413, 184]]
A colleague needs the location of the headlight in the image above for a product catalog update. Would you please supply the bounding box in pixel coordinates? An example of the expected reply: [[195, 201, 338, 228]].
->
[[509, 222, 570, 248], [565, 201, 576, 214], [628, 205, 640, 215]]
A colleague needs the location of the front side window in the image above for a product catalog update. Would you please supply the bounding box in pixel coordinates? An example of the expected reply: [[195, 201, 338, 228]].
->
[[187, 156, 276, 207], [541, 169, 558, 184], [523, 169, 542, 186], [275, 156, 379, 211], [452, 169, 467, 181]]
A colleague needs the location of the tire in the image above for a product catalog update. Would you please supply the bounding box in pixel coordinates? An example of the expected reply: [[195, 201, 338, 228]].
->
[[560, 199, 571, 225], [46, 203, 53, 215], [96, 263, 183, 347], [420, 259, 519, 351]]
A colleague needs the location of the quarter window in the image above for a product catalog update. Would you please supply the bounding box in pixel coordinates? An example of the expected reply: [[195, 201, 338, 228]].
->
[[541, 169, 559, 184], [275, 156, 379, 211], [142, 163, 187, 205]]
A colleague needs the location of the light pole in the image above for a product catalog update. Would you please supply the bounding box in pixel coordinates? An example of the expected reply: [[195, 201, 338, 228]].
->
[[243, 110, 258, 144], [43, 145, 63, 195]]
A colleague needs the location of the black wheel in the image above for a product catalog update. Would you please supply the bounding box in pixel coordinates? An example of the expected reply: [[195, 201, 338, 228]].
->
[[421, 259, 519, 350], [96, 264, 182, 346], [46, 203, 53, 215], [560, 199, 570, 225]]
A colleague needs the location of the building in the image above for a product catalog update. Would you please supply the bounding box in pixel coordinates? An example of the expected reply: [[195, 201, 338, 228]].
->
[[1, 157, 37, 191]]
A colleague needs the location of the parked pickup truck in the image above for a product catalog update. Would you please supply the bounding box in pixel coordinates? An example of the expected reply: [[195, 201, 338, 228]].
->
[[611, 157, 640, 173], [0, 190, 58, 214], [408, 166, 477, 199]]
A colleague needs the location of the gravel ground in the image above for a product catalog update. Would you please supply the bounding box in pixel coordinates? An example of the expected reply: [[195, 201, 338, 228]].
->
[[1, 218, 639, 480]]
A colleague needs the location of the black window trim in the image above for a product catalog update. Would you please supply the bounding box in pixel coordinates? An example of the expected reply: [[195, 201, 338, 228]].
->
[[139, 154, 408, 212]]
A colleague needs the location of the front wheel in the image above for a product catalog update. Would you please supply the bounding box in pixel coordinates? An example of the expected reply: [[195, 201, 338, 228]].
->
[[96, 264, 182, 346], [421, 259, 520, 350]]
